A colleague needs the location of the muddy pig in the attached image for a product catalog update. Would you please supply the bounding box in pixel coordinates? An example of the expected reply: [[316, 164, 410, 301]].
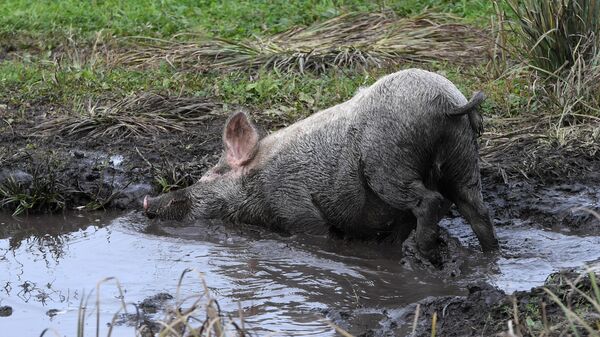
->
[[144, 68, 500, 262]]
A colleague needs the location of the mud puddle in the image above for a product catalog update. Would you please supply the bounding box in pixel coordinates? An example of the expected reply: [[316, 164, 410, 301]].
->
[[0, 186, 599, 336]]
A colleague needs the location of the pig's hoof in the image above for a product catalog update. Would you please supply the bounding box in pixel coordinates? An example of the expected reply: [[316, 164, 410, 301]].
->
[[417, 246, 443, 268], [481, 239, 501, 255]]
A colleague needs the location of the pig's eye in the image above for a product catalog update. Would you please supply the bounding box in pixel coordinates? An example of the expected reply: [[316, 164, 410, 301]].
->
[[167, 198, 185, 205], [172, 199, 186, 205]]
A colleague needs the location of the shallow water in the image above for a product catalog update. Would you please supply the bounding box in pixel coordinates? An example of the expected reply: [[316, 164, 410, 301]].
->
[[0, 208, 599, 336]]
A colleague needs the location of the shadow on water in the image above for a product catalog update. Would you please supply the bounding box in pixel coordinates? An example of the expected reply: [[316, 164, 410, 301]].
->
[[0, 182, 599, 337]]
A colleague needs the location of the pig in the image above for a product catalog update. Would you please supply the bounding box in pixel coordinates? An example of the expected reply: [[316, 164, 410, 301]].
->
[[143, 68, 499, 262]]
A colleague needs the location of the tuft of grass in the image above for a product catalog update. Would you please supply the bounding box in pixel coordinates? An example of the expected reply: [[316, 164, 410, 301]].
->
[[152, 160, 202, 194], [119, 11, 490, 74], [539, 42, 600, 123], [503, 270, 600, 337], [0, 166, 66, 216], [47, 270, 255, 337], [32, 93, 221, 140], [489, 0, 600, 139], [505, 0, 600, 75]]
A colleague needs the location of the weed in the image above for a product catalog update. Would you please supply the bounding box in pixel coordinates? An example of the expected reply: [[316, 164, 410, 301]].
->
[[0, 164, 66, 216]]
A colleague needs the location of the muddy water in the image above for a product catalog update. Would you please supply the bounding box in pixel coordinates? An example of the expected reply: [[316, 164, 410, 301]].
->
[[1, 205, 599, 336]]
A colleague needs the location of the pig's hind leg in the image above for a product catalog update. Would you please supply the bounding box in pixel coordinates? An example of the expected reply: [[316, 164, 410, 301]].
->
[[368, 177, 449, 264], [407, 181, 449, 264], [448, 182, 499, 253], [441, 151, 500, 253]]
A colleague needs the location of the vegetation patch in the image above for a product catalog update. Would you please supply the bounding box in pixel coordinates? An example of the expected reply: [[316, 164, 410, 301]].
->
[[0, 162, 66, 216], [60, 270, 257, 337], [32, 93, 222, 140], [405, 270, 600, 337], [118, 11, 489, 73], [481, 115, 600, 181]]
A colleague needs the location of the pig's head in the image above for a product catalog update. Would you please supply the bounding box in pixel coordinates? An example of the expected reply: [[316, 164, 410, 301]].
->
[[143, 112, 260, 221]]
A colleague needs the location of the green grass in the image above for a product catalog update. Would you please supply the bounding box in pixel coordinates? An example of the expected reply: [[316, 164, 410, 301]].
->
[[0, 57, 380, 118], [2, 55, 531, 125], [0, 0, 494, 46], [0, 0, 502, 125]]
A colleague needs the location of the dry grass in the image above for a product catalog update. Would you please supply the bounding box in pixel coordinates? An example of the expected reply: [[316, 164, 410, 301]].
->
[[480, 115, 600, 180], [41, 269, 353, 337], [32, 93, 221, 140], [39, 270, 250, 337], [117, 11, 490, 73], [494, 0, 600, 123]]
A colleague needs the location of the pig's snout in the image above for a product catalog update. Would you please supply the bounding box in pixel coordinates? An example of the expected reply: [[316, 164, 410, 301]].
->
[[143, 195, 157, 219]]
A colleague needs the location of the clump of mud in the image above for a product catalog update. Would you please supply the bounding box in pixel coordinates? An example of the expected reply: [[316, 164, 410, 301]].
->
[[400, 229, 471, 278], [481, 175, 600, 235], [0, 305, 12, 317], [113, 292, 175, 335], [387, 270, 600, 337]]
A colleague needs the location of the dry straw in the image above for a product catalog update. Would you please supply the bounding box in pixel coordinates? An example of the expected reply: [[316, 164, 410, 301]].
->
[[118, 11, 490, 73], [32, 93, 221, 140]]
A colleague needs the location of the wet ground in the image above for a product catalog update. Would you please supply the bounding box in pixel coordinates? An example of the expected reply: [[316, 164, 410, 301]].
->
[[0, 98, 599, 336], [0, 177, 599, 336]]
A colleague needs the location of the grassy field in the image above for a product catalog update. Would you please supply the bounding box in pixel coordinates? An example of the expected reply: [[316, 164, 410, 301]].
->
[[0, 0, 495, 41], [0, 0, 511, 122]]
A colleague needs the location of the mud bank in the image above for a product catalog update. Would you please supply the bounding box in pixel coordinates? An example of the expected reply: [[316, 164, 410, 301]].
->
[[0, 118, 597, 217], [1, 141, 597, 234], [394, 270, 600, 337], [0, 110, 227, 212]]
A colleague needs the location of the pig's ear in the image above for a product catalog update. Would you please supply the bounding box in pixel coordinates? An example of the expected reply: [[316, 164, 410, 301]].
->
[[223, 112, 259, 168]]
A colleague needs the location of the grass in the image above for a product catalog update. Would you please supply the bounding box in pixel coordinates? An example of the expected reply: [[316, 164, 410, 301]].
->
[[32, 93, 221, 140], [0, 160, 66, 216], [504, 269, 600, 337], [0, 55, 385, 125], [0, 0, 495, 46], [119, 11, 488, 74], [496, 0, 600, 121], [46, 269, 343, 337], [505, 0, 600, 75]]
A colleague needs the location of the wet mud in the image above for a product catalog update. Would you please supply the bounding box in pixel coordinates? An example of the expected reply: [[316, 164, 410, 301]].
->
[[0, 110, 227, 211], [0, 104, 599, 336], [0, 175, 599, 336]]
